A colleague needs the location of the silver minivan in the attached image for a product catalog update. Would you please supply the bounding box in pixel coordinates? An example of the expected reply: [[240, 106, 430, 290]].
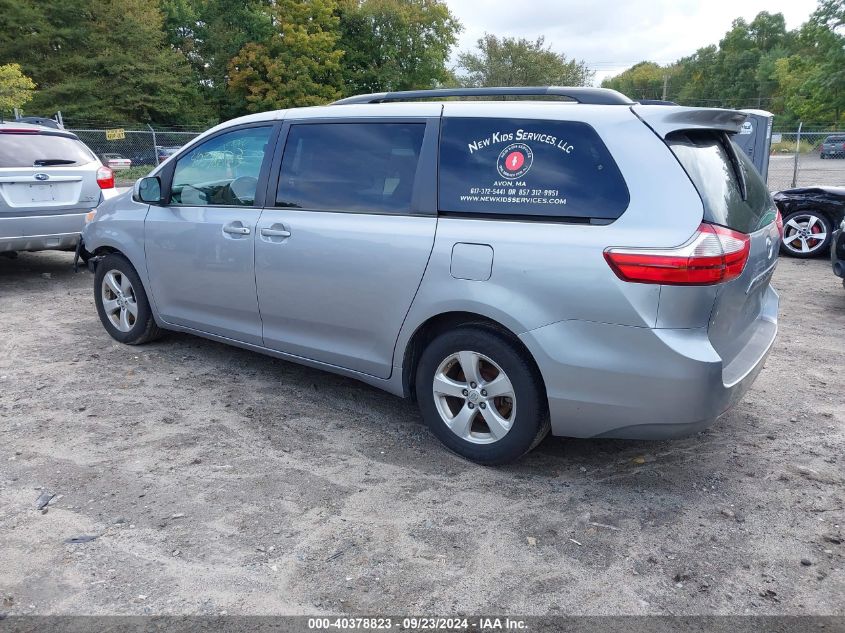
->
[[80, 87, 780, 464], [0, 122, 114, 256]]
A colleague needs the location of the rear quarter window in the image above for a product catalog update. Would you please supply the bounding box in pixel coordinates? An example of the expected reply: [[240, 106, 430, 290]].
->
[[0, 133, 95, 167], [667, 130, 774, 234], [438, 118, 629, 220]]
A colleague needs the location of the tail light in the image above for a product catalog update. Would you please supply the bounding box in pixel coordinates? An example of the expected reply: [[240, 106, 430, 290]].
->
[[604, 223, 751, 285], [96, 165, 114, 189], [775, 209, 784, 240]]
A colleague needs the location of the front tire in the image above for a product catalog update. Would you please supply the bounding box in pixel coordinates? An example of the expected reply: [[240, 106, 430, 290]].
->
[[94, 253, 162, 345], [780, 210, 832, 258], [415, 326, 550, 465]]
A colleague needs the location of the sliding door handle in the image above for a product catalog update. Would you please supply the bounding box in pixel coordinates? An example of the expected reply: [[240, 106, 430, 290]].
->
[[260, 228, 291, 238]]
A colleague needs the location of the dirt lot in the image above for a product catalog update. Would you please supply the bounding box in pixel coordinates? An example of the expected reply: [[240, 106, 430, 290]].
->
[[0, 251, 843, 616], [767, 153, 845, 191]]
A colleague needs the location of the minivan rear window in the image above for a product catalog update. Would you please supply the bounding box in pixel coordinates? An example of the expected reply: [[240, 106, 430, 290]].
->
[[0, 133, 95, 168], [667, 130, 774, 234], [438, 118, 629, 220]]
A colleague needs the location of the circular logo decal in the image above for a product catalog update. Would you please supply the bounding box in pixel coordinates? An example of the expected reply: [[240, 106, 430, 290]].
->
[[497, 143, 533, 180]]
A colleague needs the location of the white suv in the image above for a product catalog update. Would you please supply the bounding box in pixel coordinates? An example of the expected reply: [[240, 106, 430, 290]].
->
[[0, 122, 114, 256]]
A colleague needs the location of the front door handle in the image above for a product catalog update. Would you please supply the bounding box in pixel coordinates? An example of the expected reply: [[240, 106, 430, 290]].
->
[[260, 228, 291, 238], [223, 223, 250, 236]]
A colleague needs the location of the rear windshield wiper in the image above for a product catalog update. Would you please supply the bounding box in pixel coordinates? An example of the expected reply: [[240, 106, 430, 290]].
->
[[33, 158, 77, 166]]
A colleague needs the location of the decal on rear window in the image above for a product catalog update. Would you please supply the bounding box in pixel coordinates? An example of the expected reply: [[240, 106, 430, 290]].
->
[[438, 118, 629, 220]]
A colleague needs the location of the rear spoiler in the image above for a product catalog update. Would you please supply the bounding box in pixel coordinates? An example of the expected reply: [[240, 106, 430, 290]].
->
[[631, 105, 747, 138]]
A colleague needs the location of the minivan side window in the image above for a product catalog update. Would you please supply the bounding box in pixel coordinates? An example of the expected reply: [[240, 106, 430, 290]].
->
[[276, 123, 425, 213], [170, 126, 273, 207], [438, 117, 630, 220]]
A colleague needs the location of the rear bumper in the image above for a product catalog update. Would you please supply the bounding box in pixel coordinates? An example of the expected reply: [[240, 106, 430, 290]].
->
[[520, 293, 778, 439], [0, 212, 87, 252]]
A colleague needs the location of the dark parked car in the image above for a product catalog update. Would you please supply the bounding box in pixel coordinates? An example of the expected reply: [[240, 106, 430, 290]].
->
[[156, 146, 181, 163], [127, 148, 158, 167], [774, 186, 845, 258], [832, 217, 845, 289], [820, 135, 845, 159]]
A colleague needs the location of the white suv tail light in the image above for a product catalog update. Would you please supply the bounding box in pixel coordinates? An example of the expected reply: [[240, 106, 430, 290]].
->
[[96, 165, 115, 189]]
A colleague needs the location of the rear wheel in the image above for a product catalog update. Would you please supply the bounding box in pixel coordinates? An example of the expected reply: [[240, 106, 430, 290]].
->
[[94, 253, 162, 345], [780, 210, 832, 258], [415, 326, 549, 465]]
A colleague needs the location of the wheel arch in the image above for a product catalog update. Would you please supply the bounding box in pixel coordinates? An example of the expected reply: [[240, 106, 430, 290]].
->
[[401, 311, 547, 403]]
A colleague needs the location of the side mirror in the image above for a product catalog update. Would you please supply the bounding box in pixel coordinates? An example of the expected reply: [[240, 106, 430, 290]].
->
[[135, 176, 162, 204]]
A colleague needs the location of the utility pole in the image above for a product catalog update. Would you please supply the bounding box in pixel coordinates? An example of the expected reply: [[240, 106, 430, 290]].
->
[[791, 121, 802, 189], [148, 124, 159, 166], [662, 75, 668, 101]]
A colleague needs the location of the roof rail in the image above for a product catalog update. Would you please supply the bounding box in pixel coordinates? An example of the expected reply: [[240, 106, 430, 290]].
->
[[332, 86, 634, 106]]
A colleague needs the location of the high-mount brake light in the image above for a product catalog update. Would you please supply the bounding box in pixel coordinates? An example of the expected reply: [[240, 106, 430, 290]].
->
[[604, 223, 751, 285]]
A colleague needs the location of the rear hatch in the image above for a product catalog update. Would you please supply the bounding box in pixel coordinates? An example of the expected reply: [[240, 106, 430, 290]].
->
[[667, 129, 779, 380], [0, 129, 103, 217]]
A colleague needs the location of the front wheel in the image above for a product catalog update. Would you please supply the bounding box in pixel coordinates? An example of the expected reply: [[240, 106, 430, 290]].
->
[[780, 210, 832, 258], [94, 253, 162, 345], [415, 326, 550, 465]]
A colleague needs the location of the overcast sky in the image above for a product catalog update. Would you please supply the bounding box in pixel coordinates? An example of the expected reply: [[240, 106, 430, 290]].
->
[[447, 0, 820, 84]]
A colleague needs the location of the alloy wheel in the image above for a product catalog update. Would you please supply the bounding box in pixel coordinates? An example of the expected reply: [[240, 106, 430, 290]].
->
[[782, 213, 828, 255], [101, 269, 138, 332], [432, 350, 516, 444]]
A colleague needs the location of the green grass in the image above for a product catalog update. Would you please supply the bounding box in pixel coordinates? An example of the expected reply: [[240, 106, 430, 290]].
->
[[113, 165, 153, 184], [770, 140, 819, 154]]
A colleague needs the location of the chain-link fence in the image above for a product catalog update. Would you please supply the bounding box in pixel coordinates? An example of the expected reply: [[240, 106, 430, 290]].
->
[[767, 129, 845, 192], [61, 122, 843, 192], [66, 125, 205, 180]]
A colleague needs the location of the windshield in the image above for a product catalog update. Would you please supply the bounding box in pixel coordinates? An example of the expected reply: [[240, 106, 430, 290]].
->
[[0, 133, 96, 168]]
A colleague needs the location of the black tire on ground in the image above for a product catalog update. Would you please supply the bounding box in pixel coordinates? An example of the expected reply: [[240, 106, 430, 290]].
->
[[415, 325, 550, 465], [93, 253, 162, 345], [779, 210, 833, 258]]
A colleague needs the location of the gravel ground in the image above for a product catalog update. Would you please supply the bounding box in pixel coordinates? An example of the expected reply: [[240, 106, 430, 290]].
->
[[768, 154, 845, 192], [0, 251, 843, 616]]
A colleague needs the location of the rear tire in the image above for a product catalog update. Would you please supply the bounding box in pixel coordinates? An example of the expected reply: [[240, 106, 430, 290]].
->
[[94, 253, 162, 345], [779, 210, 832, 258], [415, 326, 550, 465]]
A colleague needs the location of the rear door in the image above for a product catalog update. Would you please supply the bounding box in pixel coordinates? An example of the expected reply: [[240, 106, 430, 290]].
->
[[254, 117, 439, 378], [0, 130, 101, 228], [667, 129, 779, 372]]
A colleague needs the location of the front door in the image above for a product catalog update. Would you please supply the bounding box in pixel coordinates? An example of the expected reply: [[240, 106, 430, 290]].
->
[[145, 124, 276, 345], [255, 119, 438, 378]]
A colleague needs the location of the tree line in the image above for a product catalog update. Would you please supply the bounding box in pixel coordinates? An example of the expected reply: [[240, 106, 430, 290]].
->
[[0, 0, 591, 126], [0, 0, 841, 127], [602, 0, 845, 127]]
